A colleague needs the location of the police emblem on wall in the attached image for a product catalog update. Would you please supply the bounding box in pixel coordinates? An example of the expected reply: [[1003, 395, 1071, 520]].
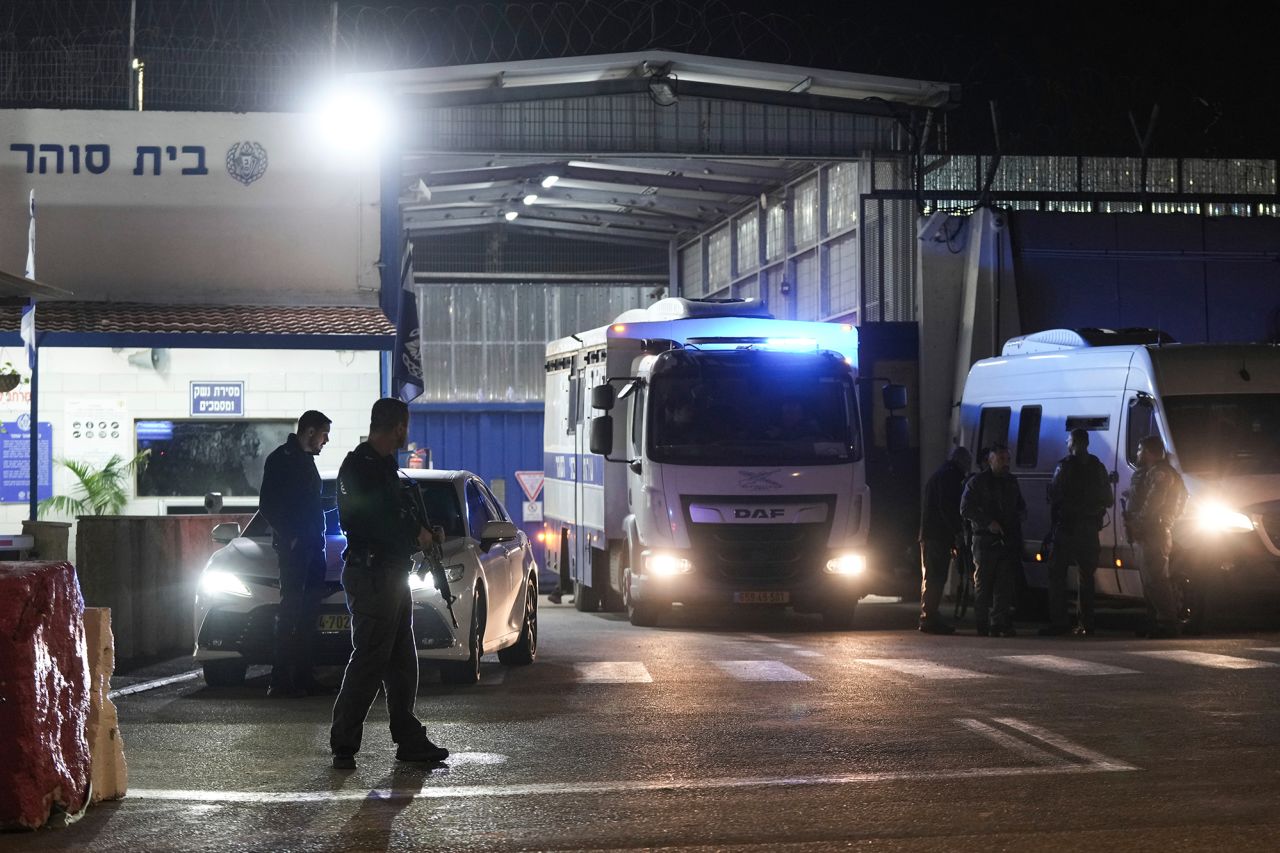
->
[[225, 141, 268, 185]]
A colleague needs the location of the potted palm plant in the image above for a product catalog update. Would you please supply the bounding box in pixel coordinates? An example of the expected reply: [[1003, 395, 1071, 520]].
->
[[38, 450, 150, 518]]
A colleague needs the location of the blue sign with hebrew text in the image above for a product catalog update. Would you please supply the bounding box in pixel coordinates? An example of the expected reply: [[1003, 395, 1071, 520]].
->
[[0, 419, 52, 504], [190, 381, 244, 416]]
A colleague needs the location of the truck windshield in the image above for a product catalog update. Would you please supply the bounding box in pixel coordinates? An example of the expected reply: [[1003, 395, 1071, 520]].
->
[[1163, 394, 1280, 475], [647, 350, 861, 466]]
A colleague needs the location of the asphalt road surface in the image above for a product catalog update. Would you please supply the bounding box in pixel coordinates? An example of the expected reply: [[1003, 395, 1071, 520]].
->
[[9, 597, 1280, 852]]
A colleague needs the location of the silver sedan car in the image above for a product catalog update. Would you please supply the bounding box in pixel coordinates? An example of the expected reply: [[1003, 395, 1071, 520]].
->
[[193, 469, 538, 686]]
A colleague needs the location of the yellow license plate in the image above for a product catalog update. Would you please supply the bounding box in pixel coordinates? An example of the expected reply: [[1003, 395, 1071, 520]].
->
[[316, 614, 351, 632], [733, 591, 790, 604]]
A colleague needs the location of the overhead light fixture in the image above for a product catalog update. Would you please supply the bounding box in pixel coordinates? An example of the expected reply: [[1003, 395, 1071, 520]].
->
[[309, 85, 394, 152], [648, 77, 678, 107], [504, 211, 519, 222], [540, 175, 560, 189], [522, 194, 538, 205]]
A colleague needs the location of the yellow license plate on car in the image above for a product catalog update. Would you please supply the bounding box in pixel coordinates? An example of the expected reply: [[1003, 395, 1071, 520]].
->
[[317, 614, 351, 632], [733, 591, 790, 604]]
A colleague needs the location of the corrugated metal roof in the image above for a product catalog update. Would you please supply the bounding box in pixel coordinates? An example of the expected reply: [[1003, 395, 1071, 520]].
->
[[0, 302, 393, 337]]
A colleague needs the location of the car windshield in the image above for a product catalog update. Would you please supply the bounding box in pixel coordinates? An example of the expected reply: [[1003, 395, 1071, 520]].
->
[[1163, 394, 1280, 476], [647, 349, 861, 466], [241, 477, 465, 539]]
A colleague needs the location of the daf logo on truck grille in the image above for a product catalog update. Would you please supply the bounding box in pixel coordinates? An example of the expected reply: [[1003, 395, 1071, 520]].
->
[[738, 470, 782, 490], [734, 508, 786, 519]]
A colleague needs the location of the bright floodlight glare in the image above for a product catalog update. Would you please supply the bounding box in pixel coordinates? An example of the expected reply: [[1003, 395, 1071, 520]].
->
[[825, 554, 867, 576], [408, 571, 436, 592], [1194, 502, 1254, 533], [311, 86, 392, 152], [540, 175, 560, 188], [523, 194, 538, 205], [764, 337, 818, 351], [504, 210, 519, 222], [200, 570, 252, 598]]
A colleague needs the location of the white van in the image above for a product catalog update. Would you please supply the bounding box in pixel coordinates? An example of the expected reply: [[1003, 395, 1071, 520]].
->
[[956, 328, 1280, 627]]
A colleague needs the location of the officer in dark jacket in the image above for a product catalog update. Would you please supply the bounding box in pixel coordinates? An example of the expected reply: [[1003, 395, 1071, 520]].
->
[[918, 446, 972, 634], [329, 398, 449, 770], [960, 445, 1026, 636], [258, 410, 331, 698], [1124, 435, 1187, 638], [1041, 428, 1114, 637]]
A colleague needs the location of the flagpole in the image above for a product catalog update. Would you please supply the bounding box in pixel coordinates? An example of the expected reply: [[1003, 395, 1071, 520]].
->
[[28, 337, 37, 522], [24, 189, 38, 521]]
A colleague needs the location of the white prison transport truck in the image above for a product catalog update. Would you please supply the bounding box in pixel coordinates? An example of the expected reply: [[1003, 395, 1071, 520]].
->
[[957, 328, 1280, 630], [543, 297, 878, 628]]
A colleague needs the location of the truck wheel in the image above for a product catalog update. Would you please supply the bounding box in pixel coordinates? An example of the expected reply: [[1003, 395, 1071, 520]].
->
[[822, 601, 858, 630], [573, 580, 600, 612], [624, 569, 665, 627], [442, 594, 484, 685], [498, 579, 538, 666], [202, 659, 247, 687]]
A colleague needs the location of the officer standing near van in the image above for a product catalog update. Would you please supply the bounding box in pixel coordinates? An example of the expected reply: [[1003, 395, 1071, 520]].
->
[[961, 445, 1026, 636], [329, 398, 450, 770], [258, 409, 331, 698], [1124, 435, 1187, 638], [918, 446, 972, 634], [1041, 428, 1113, 637]]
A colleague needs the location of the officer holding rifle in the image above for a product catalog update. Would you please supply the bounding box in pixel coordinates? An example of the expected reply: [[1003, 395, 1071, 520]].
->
[[329, 398, 453, 770]]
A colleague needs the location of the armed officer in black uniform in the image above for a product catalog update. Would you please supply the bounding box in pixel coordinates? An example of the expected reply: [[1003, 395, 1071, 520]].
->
[[329, 398, 451, 770], [258, 409, 331, 698], [960, 444, 1026, 637], [1041, 428, 1113, 637]]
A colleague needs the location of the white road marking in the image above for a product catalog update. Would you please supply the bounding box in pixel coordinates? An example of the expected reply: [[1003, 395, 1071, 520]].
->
[[1129, 650, 1278, 670], [1252, 647, 1280, 653], [855, 659, 991, 680], [715, 660, 812, 682], [108, 670, 203, 699], [742, 633, 781, 644], [793, 650, 824, 658], [956, 719, 1066, 766], [995, 717, 1138, 771], [774, 643, 801, 649], [996, 655, 1140, 677], [575, 662, 654, 683], [445, 752, 509, 767]]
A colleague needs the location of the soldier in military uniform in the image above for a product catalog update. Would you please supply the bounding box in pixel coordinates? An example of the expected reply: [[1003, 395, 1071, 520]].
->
[[960, 445, 1026, 637], [329, 398, 450, 770], [1124, 435, 1188, 638]]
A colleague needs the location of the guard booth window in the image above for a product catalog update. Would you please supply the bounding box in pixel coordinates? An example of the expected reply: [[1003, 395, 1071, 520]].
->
[[1015, 405, 1042, 467], [1127, 397, 1159, 466], [977, 407, 1011, 455]]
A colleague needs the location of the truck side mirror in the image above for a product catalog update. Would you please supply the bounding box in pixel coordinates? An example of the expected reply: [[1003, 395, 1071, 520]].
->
[[882, 383, 908, 411], [886, 414, 910, 452], [591, 384, 616, 411], [590, 415, 614, 456]]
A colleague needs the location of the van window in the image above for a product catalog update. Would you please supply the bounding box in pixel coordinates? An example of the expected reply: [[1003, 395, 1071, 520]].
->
[[566, 375, 581, 435], [1127, 397, 1159, 466], [977, 407, 1011, 455], [1066, 415, 1110, 432], [1015, 406, 1042, 468], [629, 387, 646, 456]]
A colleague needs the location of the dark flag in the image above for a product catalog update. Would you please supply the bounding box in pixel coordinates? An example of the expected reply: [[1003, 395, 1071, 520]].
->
[[392, 238, 423, 402]]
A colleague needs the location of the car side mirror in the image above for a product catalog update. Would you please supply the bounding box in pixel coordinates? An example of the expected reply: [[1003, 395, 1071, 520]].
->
[[590, 415, 614, 456], [212, 522, 241, 544], [592, 383, 616, 411], [480, 520, 519, 549]]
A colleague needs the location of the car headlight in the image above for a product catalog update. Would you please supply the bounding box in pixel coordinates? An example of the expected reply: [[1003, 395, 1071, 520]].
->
[[408, 564, 465, 591], [200, 569, 252, 598], [644, 552, 693, 577], [1194, 503, 1255, 533], [825, 553, 867, 576]]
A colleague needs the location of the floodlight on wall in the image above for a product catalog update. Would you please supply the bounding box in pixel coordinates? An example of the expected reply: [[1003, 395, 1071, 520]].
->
[[522, 194, 538, 205], [504, 211, 519, 222], [641, 60, 679, 107], [309, 85, 393, 153], [540, 175, 560, 189]]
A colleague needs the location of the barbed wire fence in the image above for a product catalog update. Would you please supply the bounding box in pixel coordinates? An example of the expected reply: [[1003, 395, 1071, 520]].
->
[[0, 1, 825, 112]]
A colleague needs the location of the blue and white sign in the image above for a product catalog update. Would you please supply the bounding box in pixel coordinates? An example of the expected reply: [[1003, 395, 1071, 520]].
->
[[190, 381, 244, 416], [0, 420, 52, 504]]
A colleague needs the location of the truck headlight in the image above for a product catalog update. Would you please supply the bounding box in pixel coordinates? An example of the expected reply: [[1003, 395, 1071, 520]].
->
[[825, 554, 867, 576], [1194, 503, 1255, 533], [200, 570, 252, 598], [644, 552, 692, 577]]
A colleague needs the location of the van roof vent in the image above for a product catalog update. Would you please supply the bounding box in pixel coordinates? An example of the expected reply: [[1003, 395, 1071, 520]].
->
[[1002, 327, 1175, 355]]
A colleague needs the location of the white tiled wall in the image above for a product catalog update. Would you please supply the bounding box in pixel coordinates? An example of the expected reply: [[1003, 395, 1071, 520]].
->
[[0, 346, 383, 560]]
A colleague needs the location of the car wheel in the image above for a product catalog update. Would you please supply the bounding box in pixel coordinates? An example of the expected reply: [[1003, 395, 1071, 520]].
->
[[498, 577, 538, 666], [624, 568, 665, 627], [441, 592, 484, 685], [821, 601, 858, 630], [202, 659, 247, 687], [573, 579, 600, 613]]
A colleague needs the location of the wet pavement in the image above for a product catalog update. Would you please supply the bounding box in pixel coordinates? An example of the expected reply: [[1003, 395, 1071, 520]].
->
[[8, 597, 1280, 851]]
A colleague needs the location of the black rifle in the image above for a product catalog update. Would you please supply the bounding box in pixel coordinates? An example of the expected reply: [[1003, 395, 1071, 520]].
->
[[400, 473, 459, 628]]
